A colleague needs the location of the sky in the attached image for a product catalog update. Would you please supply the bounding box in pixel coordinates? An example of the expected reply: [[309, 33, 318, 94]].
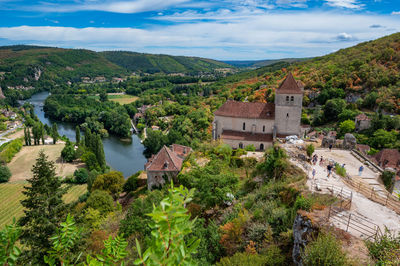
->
[[0, 0, 399, 60]]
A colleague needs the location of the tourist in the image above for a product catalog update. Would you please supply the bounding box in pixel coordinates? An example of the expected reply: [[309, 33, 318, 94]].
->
[[327, 164, 333, 178], [329, 143, 333, 152], [312, 168, 316, 179], [319, 156, 324, 166], [359, 165, 364, 176]]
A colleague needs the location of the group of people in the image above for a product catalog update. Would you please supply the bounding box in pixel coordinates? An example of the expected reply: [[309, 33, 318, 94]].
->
[[311, 154, 325, 166]]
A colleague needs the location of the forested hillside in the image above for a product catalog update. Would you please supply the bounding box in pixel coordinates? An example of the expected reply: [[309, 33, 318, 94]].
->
[[224, 57, 309, 68], [101, 51, 234, 74]]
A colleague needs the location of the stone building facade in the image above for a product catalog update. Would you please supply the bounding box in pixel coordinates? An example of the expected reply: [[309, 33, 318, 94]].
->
[[145, 144, 192, 190], [212, 73, 303, 150], [355, 113, 371, 131]]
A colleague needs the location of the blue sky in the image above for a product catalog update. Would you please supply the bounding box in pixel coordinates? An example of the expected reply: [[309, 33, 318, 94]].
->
[[0, 0, 399, 60]]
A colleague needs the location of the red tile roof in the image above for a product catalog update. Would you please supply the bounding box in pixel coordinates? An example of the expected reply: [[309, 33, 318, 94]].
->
[[214, 101, 275, 119], [145, 145, 191, 172], [276, 72, 303, 95], [355, 113, 371, 121], [374, 149, 400, 169], [170, 144, 192, 157], [221, 130, 273, 142]]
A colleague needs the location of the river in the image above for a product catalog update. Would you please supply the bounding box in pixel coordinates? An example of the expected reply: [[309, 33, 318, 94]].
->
[[25, 91, 148, 178]]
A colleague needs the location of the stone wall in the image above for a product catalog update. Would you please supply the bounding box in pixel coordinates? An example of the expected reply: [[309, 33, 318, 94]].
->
[[275, 93, 302, 136], [213, 115, 274, 139], [222, 138, 273, 151], [147, 170, 179, 190]]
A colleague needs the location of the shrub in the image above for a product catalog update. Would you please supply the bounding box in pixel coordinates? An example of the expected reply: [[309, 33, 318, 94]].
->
[[0, 138, 23, 163], [86, 190, 114, 215], [216, 251, 284, 266], [335, 164, 346, 177], [0, 165, 11, 183], [245, 144, 256, 152], [303, 233, 348, 266], [381, 171, 395, 192], [366, 230, 400, 264], [294, 195, 312, 211], [61, 143, 76, 162], [74, 168, 89, 184], [123, 171, 140, 192], [92, 171, 125, 199], [306, 144, 314, 157]]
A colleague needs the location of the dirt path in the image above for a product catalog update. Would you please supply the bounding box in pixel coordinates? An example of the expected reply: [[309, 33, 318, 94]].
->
[[9, 144, 85, 181], [289, 147, 400, 238]]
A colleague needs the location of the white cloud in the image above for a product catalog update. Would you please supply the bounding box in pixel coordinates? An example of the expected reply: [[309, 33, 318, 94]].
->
[[0, 12, 399, 59], [30, 0, 191, 14], [392, 11, 400, 15], [325, 0, 364, 9]]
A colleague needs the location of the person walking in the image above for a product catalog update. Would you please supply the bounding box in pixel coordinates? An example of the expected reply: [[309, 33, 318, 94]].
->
[[359, 165, 364, 176], [319, 156, 324, 166], [312, 168, 316, 179], [329, 143, 333, 152], [327, 164, 333, 178]]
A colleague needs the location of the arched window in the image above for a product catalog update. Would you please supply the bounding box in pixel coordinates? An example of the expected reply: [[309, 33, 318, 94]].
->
[[262, 125, 265, 132], [260, 143, 264, 150], [291, 96, 294, 102], [243, 122, 246, 130], [286, 96, 289, 102], [239, 143, 243, 149]]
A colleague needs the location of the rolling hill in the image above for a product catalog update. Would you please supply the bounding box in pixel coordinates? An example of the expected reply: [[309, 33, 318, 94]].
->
[[100, 51, 234, 74], [224, 57, 310, 68]]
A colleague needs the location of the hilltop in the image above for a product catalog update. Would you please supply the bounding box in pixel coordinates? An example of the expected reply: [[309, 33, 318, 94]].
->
[[224, 57, 309, 68], [101, 51, 234, 74]]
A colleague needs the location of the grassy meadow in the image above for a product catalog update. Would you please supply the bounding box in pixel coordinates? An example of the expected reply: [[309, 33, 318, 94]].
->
[[0, 182, 87, 228]]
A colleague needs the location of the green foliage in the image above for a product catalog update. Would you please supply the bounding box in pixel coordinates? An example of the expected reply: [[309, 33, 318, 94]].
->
[[339, 120, 355, 135], [371, 129, 398, 149], [323, 98, 346, 122], [214, 144, 233, 161], [82, 151, 100, 171], [306, 144, 314, 157], [44, 214, 83, 266], [86, 190, 115, 215], [18, 150, 67, 264], [74, 168, 89, 184], [134, 184, 200, 265], [245, 144, 256, 152], [254, 145, 288, 181], [302, 233, 348, 266], [0, 164, 11, 183], [0, 138, 23, 163], [335, 164, 347, 177], [216, 250, 284, 266], [381, 171, 395, 192], [143, 128, 167, 157], [179, 160, 239, 208], [87, 170, 99, 191], [51, 123, 58, 144], [61, 140, 76, 162], [294, 195, 312, 211], [0, 219, 21, 266], [123, 171, 140, 192], [92, 171, 125, 199], [75, 125, 81, 145], [86, 235, 128, 266], [366, 230, 400, 265]]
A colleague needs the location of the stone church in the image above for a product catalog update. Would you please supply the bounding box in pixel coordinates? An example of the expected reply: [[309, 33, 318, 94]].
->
[[212, 73, 303, 150]]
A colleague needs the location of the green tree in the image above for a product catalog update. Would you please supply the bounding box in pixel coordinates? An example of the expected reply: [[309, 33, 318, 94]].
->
[[94, 134, 106, 169], [254, 145, 288, 181], [75, 125, 81, 145], [91, 171, 125, 199], [74, 168, 89, 184], [306, 144, 315, 157], [339, 119, 355, 135], [27, 127, 32, 146], [81, 151, 99, 171], [0, 219, 21, 266], [18, 150, 67, 264], [52, 123, 58, 144], [24, 127, 28, 146], [323, 98, 346, 122], [86, 190, 114, 215], [123, 171, 140, 192], [61, 140, 76, 162], [86, 235, 128, 265], [0, 165, 11, 183], [371, 129, 398, 149], [135, 184, 200, 265], [44, 214, 83, 266], [99, 91, 108, 102]]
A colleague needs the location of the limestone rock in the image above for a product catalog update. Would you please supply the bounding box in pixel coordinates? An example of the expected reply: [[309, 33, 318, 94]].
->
[[343, 133, 357, 150], [292, 213, 317, 265], [322, 136, 336, 148]]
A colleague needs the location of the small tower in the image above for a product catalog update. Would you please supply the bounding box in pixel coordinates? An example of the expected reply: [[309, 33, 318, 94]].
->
[[274, 73, 303, 136]]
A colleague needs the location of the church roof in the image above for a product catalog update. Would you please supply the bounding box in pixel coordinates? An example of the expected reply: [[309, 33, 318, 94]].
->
[[276, 72, 303, 95], [145, 145, 190, 172], [214, 101, 275, 119]]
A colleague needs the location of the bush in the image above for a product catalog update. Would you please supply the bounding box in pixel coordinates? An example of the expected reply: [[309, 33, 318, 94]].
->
[[61, 142, 76, 162], [381, 171, 395, 192], [0, 165, 11, 183], [245, 144, 256, 152], [86, 190, 114, 215], [306, 144, 314, 157], [294, 195, 312, 211], [216, 250, 284, 266], [303, 233, 348, 265], [366, 230, 400, 264], [74, 168, 89, 184], [92, 171, 125, 199], [335, 164, 346, 177], [123, 171, 140, 192], [0, 138, 23, 163]]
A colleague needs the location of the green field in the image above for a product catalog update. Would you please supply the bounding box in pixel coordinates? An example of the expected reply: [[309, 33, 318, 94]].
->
[[0, 182, 87, 228], [89, 94, 138, 105]]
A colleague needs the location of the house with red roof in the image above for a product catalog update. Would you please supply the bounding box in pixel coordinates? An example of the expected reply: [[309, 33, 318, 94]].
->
[[145, 144, 192, 190], [212, 73, 303, 150], [355, 113, 371, 131]]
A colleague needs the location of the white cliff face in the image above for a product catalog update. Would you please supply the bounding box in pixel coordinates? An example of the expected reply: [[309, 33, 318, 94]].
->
[[34, 67, 42, 81]]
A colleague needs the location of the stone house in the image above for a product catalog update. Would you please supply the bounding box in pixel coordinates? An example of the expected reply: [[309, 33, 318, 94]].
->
[[145, 144, 192, 190], [373, 149, 400, 173], [355, 113, 371, 131], [212, 73, 303, 150]]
